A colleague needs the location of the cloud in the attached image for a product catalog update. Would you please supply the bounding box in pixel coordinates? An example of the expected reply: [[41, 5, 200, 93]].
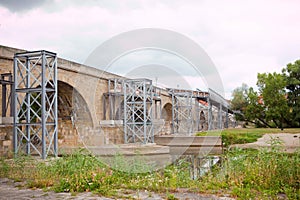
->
[[0, 0, 51, 12], [0, 0, 299, 100]]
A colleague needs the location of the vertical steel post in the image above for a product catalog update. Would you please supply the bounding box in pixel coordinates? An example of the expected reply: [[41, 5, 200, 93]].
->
[[171, 90, 175, 134], [123, 81, 127, 143], [1, 75, 6, 117], [9, 74, 13, 117], [53, 56, 58, 157], [13, 57, 18, 156], [26, 58, 31, 155], [143, 81, 147, 143], [208, 98, 212, 131], [41, 51, 46, 159], [195, 98, 200, 132], [218, 103, 222, 129]]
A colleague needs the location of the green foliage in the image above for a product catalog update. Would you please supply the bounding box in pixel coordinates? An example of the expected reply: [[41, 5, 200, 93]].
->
[[1, 142, 299, 199], [257, 72, 290, 128], [283, 60, 300, 127], [221, 129, 263, 147], [166, 193, 179, 200], [196, 128, 266, 147], [231, 59, 300, 128], [0, 158, 9, 177], [230, 83, 249, 121], [244, 87, 269, 127]]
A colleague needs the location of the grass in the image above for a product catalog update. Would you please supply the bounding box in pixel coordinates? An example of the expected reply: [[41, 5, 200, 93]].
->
[[196, 128, 300, 147], [209, 147, 300, 199], [1, 148, 299, 199], [0, 150, 192, 198], [0, 128, 299, 199]]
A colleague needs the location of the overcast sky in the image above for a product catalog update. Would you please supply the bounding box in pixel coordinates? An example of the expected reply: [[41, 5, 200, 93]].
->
[[0, 0, 299, 99]]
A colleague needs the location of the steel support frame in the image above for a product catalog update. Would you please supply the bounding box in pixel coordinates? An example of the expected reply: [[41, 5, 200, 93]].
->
[[103, 79, 124, 120], [171, 90, 194, 135], [123, 79, 153, 144], [0, 73, 13, 117], [13, 50, 58, 159]]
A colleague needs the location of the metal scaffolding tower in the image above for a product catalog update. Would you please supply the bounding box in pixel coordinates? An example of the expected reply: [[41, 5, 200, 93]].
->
[[123, 79, 154, 143], [170, 89, 194, 135], [13, 50, 58, 159], [169, 89, 209, 135], [207, 88, 229, 130]]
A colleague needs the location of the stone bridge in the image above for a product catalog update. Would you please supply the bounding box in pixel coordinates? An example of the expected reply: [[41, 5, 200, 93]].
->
[[0, 45, 235, 156]]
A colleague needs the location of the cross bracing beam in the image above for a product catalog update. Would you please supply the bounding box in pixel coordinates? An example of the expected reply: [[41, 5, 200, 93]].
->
[[13, 50, 58, 159]]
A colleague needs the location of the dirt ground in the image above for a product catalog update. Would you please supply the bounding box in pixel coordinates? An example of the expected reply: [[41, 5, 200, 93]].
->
[[231, 133, 300, 153], [0, 178, 234, 200]]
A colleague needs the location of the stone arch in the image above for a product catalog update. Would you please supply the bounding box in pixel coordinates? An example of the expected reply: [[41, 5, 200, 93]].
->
[[57, 69, 98, 127], [57, 81, 92, 125], [56, 80, 93, 147]]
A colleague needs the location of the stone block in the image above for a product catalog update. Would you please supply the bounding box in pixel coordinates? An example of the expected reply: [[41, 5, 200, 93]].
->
[[3, 140, 11, 146], [2, 117, 13, 124], [100, 120, 123, 127]]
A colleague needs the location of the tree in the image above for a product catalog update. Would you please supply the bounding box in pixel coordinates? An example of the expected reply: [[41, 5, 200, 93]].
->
[[244, 87, 271, 127], [230, 83, 249, 121], [256, 72, 290, 129], [230, 59, 299, 128], [283, 60, 300, 127]]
